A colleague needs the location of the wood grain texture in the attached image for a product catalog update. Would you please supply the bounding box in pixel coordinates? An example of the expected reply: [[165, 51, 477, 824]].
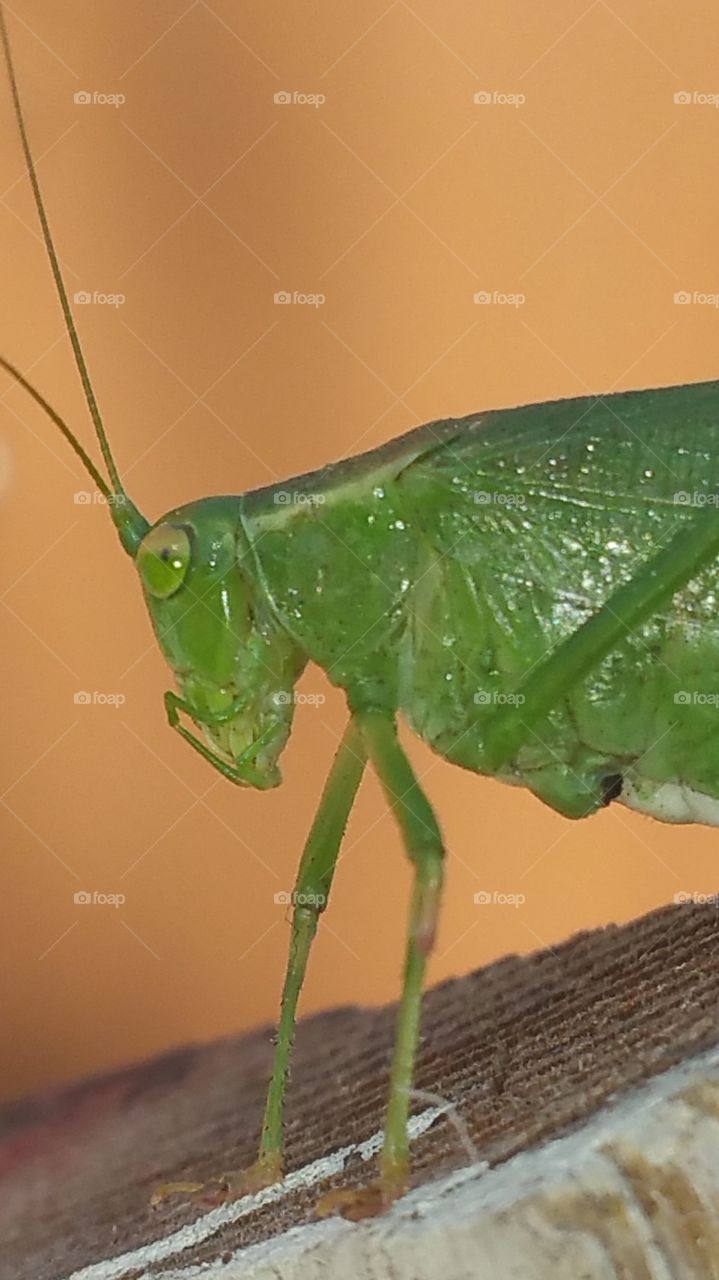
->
[[1, 900, 719, 1278]]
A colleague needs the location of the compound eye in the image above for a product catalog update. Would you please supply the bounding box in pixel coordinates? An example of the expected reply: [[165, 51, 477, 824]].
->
[[138, 524, 191, 599]]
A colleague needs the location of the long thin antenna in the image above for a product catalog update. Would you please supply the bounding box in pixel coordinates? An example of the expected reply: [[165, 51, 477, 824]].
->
[[0, 354, 111, 496], [0, 5, 124, 495]]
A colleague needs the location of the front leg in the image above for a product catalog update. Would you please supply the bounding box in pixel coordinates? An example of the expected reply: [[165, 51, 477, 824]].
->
[[317, 708, 445, 1220], [151, 716, 367, 1207], [234, 715, 367, 1193]]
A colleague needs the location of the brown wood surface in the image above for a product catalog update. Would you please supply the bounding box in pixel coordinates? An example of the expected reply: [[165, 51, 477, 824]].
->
[[1, 900, 719, 1279]]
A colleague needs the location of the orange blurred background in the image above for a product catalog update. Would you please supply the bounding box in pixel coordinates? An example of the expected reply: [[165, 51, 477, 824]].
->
[[1, 0, 719, 1103]]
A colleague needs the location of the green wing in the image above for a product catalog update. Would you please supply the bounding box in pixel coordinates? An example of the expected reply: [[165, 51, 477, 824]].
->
[[395, 380, 719, 809]]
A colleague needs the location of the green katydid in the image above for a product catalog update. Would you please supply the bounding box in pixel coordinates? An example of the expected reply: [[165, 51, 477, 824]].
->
[[3, 6, 719, 1221]]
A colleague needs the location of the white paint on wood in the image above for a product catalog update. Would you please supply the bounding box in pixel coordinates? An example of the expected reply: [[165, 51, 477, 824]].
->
[[60, 1102, 452, 1280], [59, 1042, 719, 1280]]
